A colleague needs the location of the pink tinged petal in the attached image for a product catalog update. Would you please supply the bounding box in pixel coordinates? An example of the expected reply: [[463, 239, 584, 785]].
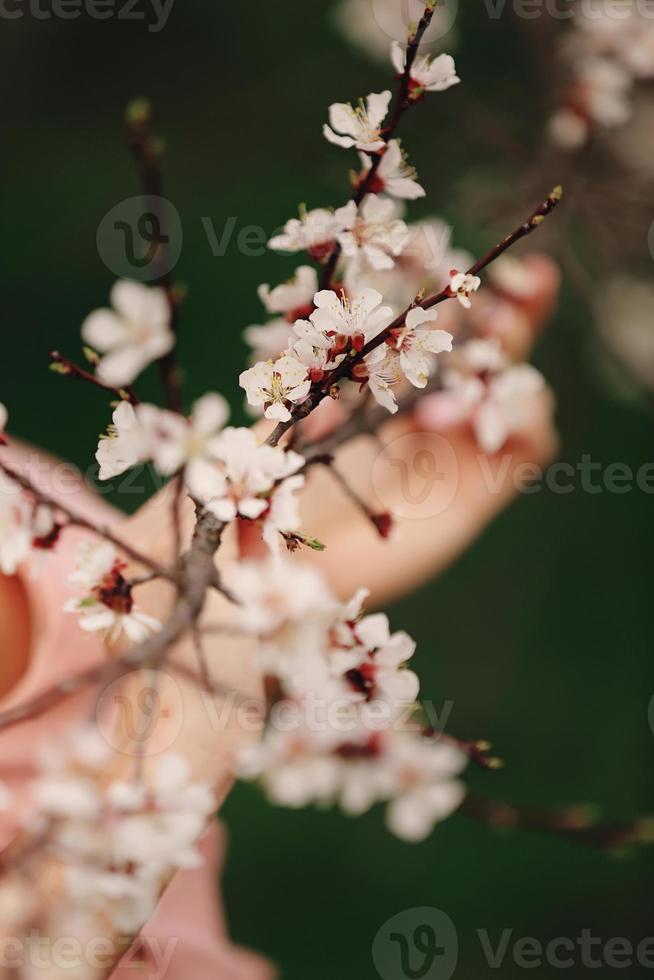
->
[[336, 231, 358, 259], [390, 41, 406, 75], [387, 177, 426, 200], [77, 608, 118, 633], [406, 307, 437, 330], [313, 289, 342, 311], [359, 138, 387, 153], [96, 346, 150, 387], [382, 669, 420, 704], [185, 457, 227, 503], [110, 279, 150, 320], [191, 392, 229, 435], [380, 139, 402, 173], [421, 329, 454, 355], [356, 612, 390, 649], [328, 101, 359, 137], [400, 351, 428, 388], [286, 380, 312, 403], [366, 90, 392, 128], [358, 287, 384, 314], [378, 631, 416, 667], [365, 305, 395, 338], [282, 450, 305, 475], [81, 310, 129, 353], [364, 245, 395, 271], [265, 402, 292, 422], [335, 200, 358, 229], [424, 54, 460, 92], [206, 497, 238, 522], [239, 497, 268, 520], [361, 193, 392, 223], [323, 125, 356, 149], [275, 355, 310, 388]]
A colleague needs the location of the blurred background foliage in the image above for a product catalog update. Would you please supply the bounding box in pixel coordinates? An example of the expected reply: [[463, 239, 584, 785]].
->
[[2, 1, 653, 977]]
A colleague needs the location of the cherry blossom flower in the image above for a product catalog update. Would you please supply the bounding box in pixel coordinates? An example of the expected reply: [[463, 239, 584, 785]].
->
[[388, 306, 453, 388], [338, 194, 409, 271], [291, 338, 345, 383], [449, 270, 481, 308], [258, 265, 319, 320], [357, 139, 425, 200], [332, 610, 420, 707], [356, 345, 403, 414], [382, 735, 467, 841], [345, 215, 471, 310], [0, 401, 7, 443], [65, 866, 159, 935], [297, 287, 394, 356], [110, 754, 215, 872], [139, 392, 229, 500], [239, 354, 311, 423], [64, 540, 161, 644], [323, 90, 392, 152], [81, 280, 174, 387], [261, 473, 306, 552], [418, 339, 545, 454], [268, 202, 357, 259], [240, 724, 466, 841], [549, 57, 633, 149], [391, 42, 460, 96], [34, 772, 101, 820], [227, 557, 336, 636], [28, 740, 215, 934], [203, 426, 304, 522], [96, 400, 151, 481]]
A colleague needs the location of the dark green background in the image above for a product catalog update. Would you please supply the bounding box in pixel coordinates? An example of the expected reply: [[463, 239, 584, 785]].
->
[[2, 1, 653, 976]]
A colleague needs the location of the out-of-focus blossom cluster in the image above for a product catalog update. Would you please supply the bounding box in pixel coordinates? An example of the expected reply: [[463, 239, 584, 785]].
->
[[0, 732, 214, 944], [549, 0, 654, 149], [228, 558, 467, 841]]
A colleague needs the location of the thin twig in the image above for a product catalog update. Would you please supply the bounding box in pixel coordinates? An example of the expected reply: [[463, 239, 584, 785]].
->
[[50, 351, 139, 405], [460, 793, 654, 853], [0, 459, 173, 581], [266, 187, 563, 449], [318, 2, 438, 290], [126, 99, 184, 413]]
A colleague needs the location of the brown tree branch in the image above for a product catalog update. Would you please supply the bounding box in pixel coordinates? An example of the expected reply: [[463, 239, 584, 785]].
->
[[460, 792, 654, 853], [126, 98, 184, 414], [266, 186, 562, 449], [50, 351, 139, 405], [0, 459, 173, 581], [318, 2, 438, 290]]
